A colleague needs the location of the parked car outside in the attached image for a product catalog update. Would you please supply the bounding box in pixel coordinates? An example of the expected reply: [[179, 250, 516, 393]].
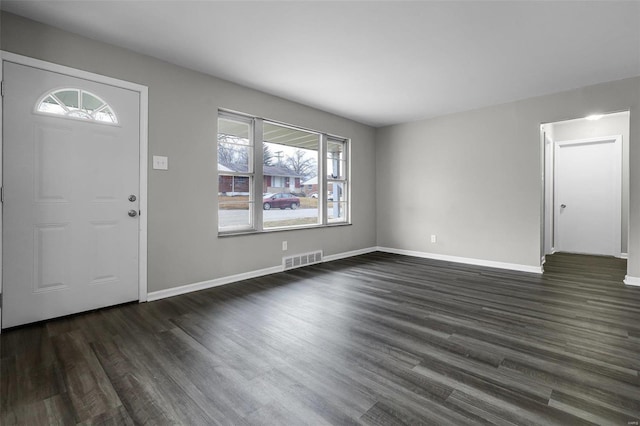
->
[[263, 193, 300, 210]]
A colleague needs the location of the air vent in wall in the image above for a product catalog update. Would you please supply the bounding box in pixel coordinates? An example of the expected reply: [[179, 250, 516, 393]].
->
[[283, 251, 323, 270]]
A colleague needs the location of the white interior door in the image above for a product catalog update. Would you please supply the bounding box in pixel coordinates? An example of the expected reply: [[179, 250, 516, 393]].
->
[[554, 136, 621, 257], [2, 62, 140, 328]]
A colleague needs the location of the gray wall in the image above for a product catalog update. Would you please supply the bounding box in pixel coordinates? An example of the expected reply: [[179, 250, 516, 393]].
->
[[4, 11, 640, 288], [1, 12, 377, 293], [548, 112, 630, 254], [376, 78, 640, 276]]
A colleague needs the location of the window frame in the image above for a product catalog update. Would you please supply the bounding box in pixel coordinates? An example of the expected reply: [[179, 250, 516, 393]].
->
[[217, 110, 351, 235], [217, 112, 258, 232], [326, 136, 350, 224], [35, 87, 119, 125]]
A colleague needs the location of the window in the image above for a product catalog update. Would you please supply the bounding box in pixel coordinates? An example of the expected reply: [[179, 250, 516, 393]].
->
[[217, 111, 350, 233], [36, 88, 118, 124], [327, 137, 349, 223], [263, 121, 319, 229], [218, 114, 254, 231]]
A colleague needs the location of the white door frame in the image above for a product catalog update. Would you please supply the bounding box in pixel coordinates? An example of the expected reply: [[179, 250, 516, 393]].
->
[[553, 135, 622, 257], [0, 52, 149, 330]]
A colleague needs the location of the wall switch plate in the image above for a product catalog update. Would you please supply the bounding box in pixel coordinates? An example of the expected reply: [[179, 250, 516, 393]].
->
[[430, 235, 437, 243], [282, 241, 288, 251], [153, 155, 168, 170]]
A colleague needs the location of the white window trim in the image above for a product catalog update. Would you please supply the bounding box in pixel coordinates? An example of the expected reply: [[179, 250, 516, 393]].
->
[[217, 110, 350, 235], [326, 136, 350, 224]]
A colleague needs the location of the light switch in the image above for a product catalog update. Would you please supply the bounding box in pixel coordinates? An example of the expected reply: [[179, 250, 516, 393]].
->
[[153, 155, 168, 170]]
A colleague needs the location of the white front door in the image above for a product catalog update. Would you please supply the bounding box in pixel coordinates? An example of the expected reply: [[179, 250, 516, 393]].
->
[[554, 136, 622, 257], [2, 62, 141, 328]]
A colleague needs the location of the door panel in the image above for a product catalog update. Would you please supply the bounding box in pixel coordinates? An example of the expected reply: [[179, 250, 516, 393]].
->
[[35, 223, 71, 292], [554, 137, 621, 256], [35, 125, 73, 202], [3, 62, 140, 328]]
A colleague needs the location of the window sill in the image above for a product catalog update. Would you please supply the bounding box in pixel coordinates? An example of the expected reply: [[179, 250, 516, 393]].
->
[[218, 222, 352, 238]]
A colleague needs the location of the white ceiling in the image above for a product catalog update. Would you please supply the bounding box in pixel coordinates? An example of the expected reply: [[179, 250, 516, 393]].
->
[[3, 1, 639, 127]]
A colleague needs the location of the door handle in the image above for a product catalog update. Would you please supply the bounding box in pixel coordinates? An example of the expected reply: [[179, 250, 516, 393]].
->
[[560, 204, 567, 208], [128, 209, 138, 217]]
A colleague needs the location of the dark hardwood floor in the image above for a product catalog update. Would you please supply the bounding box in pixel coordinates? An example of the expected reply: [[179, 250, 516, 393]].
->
[[2, 252, 639, 425]]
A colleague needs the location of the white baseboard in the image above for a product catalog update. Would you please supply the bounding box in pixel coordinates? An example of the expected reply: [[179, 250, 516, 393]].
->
[[623, 275, 640, 287], [376, 246, 543, 274], [147, 265, 283, 301], [148, 246, 544, 302], [323, 246, 378, 262], [147, 246, 379, 302], [620, 252, 628, 259]]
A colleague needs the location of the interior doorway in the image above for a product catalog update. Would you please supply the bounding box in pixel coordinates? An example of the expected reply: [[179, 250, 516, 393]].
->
[[541, 111, 630, 262]]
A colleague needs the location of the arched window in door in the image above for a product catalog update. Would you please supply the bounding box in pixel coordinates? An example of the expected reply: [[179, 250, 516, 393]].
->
[[36, 88, 118, 124]]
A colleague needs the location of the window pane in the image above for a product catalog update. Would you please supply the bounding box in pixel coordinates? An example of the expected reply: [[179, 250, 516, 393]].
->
[[218, 175, 250, 195], [218, 115, 254, 232], [67, 110, 92, 119], [55, 90, 79, 108], [218, 142, 250, 173], [94, 106, 118, 124], [262, 122, 319, 229], [327, 182, 347, 223], [218, 203, 252, 229], [218, 117, 252, 173], [218, 175, 253, 229], [38, 97, 66, 115], [82, 91, 104, 111], [327, 139, 346, 180], [42, 95, 58, 106], [218, 118, 251, 144]]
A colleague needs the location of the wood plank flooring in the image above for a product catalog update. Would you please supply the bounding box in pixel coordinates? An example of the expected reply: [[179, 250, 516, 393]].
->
[[1, 252, 639, 425]]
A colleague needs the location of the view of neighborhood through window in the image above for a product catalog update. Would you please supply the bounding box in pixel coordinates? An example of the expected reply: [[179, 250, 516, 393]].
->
[[217, 111, 349, 233], [218, 116, 253, 230], [262, 122, 319, 229]]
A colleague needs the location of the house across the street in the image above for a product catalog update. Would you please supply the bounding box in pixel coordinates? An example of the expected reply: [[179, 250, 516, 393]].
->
[[218, 163, 303, 195]]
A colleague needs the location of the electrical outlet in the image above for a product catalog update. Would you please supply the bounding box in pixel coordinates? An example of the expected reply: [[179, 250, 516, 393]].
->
[[430, 235, 437, 243], [282, 241, 287, 251]]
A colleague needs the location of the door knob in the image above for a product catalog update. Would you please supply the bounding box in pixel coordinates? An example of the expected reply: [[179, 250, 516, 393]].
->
[[128, 195, 137, 202], [128, 210, 138, 217], [560, 204, 567, 208]]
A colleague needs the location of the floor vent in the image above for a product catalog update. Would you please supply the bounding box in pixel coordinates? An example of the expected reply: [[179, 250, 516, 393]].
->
[[283, 251, 323, 270]]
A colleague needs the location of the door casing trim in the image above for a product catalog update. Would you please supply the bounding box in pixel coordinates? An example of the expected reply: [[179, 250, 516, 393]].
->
[[0, 51, 149, 330]]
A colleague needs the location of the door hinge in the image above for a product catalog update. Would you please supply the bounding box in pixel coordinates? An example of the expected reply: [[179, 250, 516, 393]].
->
[[0, 186, 3, 204], [1, 81, 4, 97]]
